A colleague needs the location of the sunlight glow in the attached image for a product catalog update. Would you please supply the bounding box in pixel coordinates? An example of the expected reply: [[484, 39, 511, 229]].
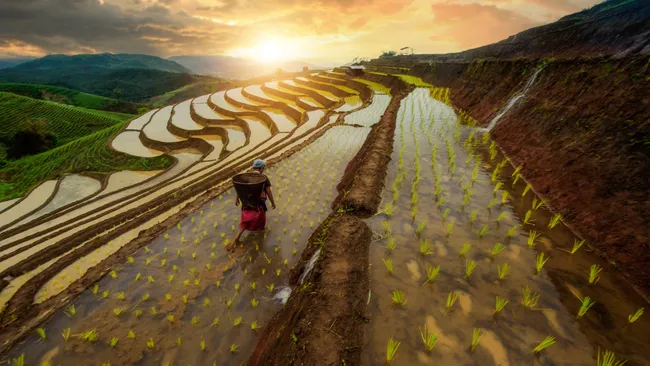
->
[[228, 38, 304, 64]]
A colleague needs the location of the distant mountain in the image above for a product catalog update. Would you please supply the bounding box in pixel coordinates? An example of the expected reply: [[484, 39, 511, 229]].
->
[[0, 57, 34, 70], [10, 53, 189, 74], [169, 55, 322, 79], [0, 53, 200, 102]]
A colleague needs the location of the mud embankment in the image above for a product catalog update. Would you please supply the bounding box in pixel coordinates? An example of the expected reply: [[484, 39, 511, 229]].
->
[[249, 75, 409, 365], [409, 56, 650, 294]]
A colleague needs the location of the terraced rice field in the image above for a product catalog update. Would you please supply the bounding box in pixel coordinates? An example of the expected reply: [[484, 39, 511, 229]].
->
[[1, 71, 647, 366], [0, 72, 378, 364]]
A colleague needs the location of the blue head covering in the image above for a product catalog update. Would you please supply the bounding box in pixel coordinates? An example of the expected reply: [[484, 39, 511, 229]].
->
[[252, 159, 266, 169]]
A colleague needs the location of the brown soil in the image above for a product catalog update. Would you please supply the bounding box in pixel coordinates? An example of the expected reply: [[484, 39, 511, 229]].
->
[[248, 213, 371, 366]]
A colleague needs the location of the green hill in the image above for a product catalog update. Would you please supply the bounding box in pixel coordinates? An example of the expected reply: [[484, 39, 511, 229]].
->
[[0, 120, 172, 201], [0, 83, 146, 114], [9, 53, 189, 74], [0, 92, 131, 159]]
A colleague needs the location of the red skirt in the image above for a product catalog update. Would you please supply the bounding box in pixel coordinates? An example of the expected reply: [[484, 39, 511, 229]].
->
[[240, 207, 266, 231]]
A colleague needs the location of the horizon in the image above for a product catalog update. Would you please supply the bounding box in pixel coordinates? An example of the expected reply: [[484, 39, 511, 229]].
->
[[0, 0, 602, 64]]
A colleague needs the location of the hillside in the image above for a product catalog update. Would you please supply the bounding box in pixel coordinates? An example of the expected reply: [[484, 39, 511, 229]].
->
[[0, 53, 198, 102], [0, 83, 146, 114], [0, 92, 131, 160], [169, 55, 322, 79], [0, 120, 172, 200], [0, 58, 33, 70]]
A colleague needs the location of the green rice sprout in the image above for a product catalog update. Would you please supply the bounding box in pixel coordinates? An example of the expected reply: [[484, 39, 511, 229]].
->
[[147, 338, 155, 349], [523, 210, 535, 225], [442, 208, 450, 220], [251, 321, 260, 330], [387, 236, 397, 253], [628, 308, 644, 323], [418, 324, 438, 352], [267, 283, 275, 293], [493, 296, 508, 315], [444, 292, 458, 315], [383, 258, 394, 275], [75, 329, 99, 343], [381, 220, 391, 235], [391, 290, 407, 306], [116, 292, 125, 300], [102, 290, 110, 298], [533, 198, 547, 211], [212, 317, 219, 327], [150, 307, 157, 315], [419, 239, 434, 256], [589, 264, 603, 284], [251, 299, 259, 308], [230, 344, 239, 353], [65, 304, 76, 317], [61, 327, 71, 341], [464, 259, 477, 279], [109, 337, 119, 348], [110, 270, 118, 278], [501, 191, 509, 205], [535, 253, 549, 274], [92, 284, 99, 294], [512, 174, 521, 187], [459, 242, 471, 257], [577, 296, 596, 318], [522, 184, 532, 197], [495, 212, 507, 223], [200, 340, 206, 351], [12, 354, 24, 366], [127, 330, 135, 339], [507, 225, 519, 238], [416, 221, 425, 236], [182, 294, 188, 304], [562, 239, 585, 255], [521, 285, 540, 309], [140, 293, 149, 301], [436, 196, 446, 207], [386, 337, 401, 363], [531, 335, 555, 354], [477, 224, 489, 238], [113, 308, 123, 316], [497, 263, 510, 281], [470, 328, 484, 352], [446, 219, 455, 237], [527, 230, 540, 248], [490, 242, 505, 258], [191, 316, 199, 325], [167, 315, 174, 323], [422, 265, 441, 286], [233, 316, 243, 326], [134, 309, 142, 318], [469, 210, 478, 226], [488, 198, 498, 209], [135, 273, 142, 281], [597, 348, 627, 366], [381, 202, 395, 216], [494, 182, 503, 193], [36, 327, 46, 341], [548, 213, 562, 228]]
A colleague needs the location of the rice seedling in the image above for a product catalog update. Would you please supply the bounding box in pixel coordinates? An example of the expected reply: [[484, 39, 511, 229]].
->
[[109, 337, 119, 348], [387, 236, 397, 253], [147, 275, 154, 283], [251, 321, 260, 330], [416, 221, 425, 237], [465, 259, 477, 279], [150, 306, 157, 315], [446, 219, 455, 237], [386, 337, 401, 363], [469, 210, 478, 226], [488, 198, 498, 209], [251, 298, 259, 308], [470, 328, 484, 352], [390, 290, 406, 306], [233, 316, 243, 326], [113, 308, 123, 316], [477, 224, 489, 238], [12, 354, 24, 366], [127, 256, 134, 264], [490, 242, 505, 258], [507, 225, 518, 238], [533, 198, 547, 211], [35, 327, 46, 341], [147, 338, 155, 349], [383, 258, 394, 275], [267, 283, 275, 293], [589, 264, 603, 284], [548, 213, 562, 229], [423, 265, 441, 286], [562, 239, 585, 255], [443, 292, 458, 315], [75, 329, 99, 343], [134, 309, 143, 318], [597, 348, 627, 366], [182, 294, 188, 304], [523, 210, 535, 225], [577, 296, 596, 318], [65, 304, 76, 317], [230, 344, 239, 353], [418, 324, 438, 352], [167, 314, 174, 323], [200, 340, 206, 351], [527, 230, 540, 248], [442, 208, 450, 220], [531, 335, 556, 354], [93, 284, 99, 294], [420, 239, 434, 256], [58, 327, 71, 342], [497, 263, 510, 281], [116, 291, 125, 300], [628, 308, 644, 323], [522, 183, 532, 197], [110, 270, 118, 279], [102, 290, 110, 298], [250, 281, 257, 290], [459, 242, 471, 257], [135, 273, 142, 281], [535, 253, 549, 274], [495, 212, 507, 223], [493, 296, 508, 316], [521, 285, 540, 309], [127, 330, 135, 339], [191, 316, 199, 325], [203, 298, 211, 307]]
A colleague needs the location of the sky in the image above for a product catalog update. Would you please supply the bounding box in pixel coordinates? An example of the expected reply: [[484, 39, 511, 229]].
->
[[0, 0, 601, 65]]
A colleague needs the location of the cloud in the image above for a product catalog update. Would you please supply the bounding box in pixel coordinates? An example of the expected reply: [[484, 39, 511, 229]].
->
[[429, 2, 542, 49]]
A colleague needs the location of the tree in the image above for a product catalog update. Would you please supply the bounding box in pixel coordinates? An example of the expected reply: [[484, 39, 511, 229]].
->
[[380, 51, 398, 58], [7, 119, 57, 159], [112, 88, 123, 101]]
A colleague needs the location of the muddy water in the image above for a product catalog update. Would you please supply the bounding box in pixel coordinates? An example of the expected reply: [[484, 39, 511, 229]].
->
[[3, 126, 370, 366], [143, 105, 186, 143], [262, 110, 298, 132], [344, 94, 391, 127], [192, 102, 235, 121], [0, 180, 58, 229], [171, 100, 203, 131], [127, 109, 159, 131], [210, 91, 244, 113], [112, 131, 164, 158], [361, 88, 650, 366], [334, 95, 363, 112], [103, 171, 162, 195]]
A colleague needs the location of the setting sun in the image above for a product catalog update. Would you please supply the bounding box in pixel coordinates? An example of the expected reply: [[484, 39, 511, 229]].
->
[[228, 38, 304, 64]]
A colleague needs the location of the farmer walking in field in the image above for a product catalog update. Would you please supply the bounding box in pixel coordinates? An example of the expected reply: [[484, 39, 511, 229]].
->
[[227, 159, 275, 252]]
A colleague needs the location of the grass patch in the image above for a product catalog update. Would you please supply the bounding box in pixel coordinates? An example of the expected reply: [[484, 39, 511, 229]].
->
[[0, 120, 172, 200]]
